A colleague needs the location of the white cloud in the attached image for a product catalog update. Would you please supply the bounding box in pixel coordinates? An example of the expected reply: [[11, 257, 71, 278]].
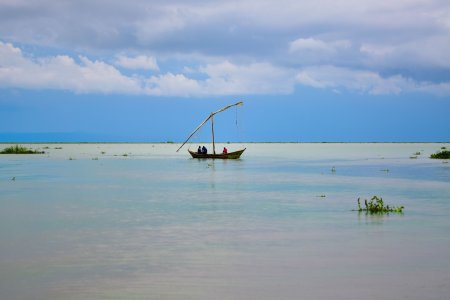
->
[[114, 55, 159, 71], [145, 73, 202, 96], [199, 61, 295, 95], [289, 38, 351, 54], [143, 61, 295, 96], [295, 65, 450, 95], [0, 42, 142, 94], [296, 65, 398, 94]]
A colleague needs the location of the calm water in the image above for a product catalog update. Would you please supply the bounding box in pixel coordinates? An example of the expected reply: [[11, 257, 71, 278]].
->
[[1, 143, 449, 300]]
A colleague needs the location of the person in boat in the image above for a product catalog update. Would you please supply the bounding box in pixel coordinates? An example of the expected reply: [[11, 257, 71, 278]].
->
[[197, 146, 202, 154], [202, 146, 207, 154], [223, 147, 228, 154]]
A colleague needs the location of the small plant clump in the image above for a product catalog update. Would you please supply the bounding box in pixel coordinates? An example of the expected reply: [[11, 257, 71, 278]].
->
[[357, 196, 404, 214], [0, 145, 45, 154], [430, 150, 450, 159]]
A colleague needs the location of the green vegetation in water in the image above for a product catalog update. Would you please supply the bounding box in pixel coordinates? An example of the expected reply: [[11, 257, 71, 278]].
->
[[356, 196, 404, 214], [430, 150, 450, 159], [0, 145, 45, 154]]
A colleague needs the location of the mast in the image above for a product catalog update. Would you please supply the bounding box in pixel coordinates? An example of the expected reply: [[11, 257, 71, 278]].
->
[[211, 115, 216, 154], [176, 101, 243, 152]]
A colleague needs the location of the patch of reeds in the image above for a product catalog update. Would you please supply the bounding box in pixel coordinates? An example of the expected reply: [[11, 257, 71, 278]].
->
[[0, 145, 45, 154]]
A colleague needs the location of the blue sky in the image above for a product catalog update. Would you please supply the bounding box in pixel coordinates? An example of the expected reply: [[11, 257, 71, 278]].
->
[[1, 0, 449, 142]]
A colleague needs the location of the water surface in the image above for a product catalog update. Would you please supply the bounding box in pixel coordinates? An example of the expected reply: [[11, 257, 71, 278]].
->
[[1, 143, 449, 300]]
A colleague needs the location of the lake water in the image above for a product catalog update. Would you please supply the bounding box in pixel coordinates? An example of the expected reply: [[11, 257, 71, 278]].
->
[[1, 143, 449, 300]]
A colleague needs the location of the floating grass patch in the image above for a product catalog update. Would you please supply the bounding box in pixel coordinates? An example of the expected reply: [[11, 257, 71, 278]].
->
[[0, 145, 45, 154], [430, 150, 450, 159], [356, 196, 404, 214]]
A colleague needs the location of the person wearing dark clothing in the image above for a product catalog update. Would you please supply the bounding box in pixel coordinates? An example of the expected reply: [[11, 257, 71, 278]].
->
[[197, 146, 202, 154], [202, 146, 207, 154]]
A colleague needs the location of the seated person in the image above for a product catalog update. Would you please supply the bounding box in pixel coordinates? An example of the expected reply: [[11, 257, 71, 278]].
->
[[202, 146, 207, 154], [223, 147, 228, 154], [197, 146, 202, 154]]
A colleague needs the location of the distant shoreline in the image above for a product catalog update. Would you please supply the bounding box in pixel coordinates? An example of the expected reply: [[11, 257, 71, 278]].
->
[[1, 141, 449, 144]]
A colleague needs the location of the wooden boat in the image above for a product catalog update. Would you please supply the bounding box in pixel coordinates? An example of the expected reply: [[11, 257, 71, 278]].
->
[[188, 148, 246, 159], [177, 101, 246, 159]]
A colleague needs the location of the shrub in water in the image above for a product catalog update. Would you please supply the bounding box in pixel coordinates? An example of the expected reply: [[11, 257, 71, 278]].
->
[[430, 150, 450, 159], [357, 196, 404, 214]]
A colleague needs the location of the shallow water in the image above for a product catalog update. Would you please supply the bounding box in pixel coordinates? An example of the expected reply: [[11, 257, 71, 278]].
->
[[1, 143, 449, 300]]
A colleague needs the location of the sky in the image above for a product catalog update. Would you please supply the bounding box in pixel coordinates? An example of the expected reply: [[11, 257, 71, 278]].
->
[[1, 0, 450, 142]]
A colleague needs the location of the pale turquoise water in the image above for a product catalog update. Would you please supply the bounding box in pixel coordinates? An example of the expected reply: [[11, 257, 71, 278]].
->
[[1, 143, 449, 300]]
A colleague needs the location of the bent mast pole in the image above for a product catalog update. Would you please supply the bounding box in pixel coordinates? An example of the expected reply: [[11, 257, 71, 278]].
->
[[176, 101, 243, 152]]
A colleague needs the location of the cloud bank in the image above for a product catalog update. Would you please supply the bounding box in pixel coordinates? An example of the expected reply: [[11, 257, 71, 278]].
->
[[1, 0, 450, 96], [0, 42, 293, 96]]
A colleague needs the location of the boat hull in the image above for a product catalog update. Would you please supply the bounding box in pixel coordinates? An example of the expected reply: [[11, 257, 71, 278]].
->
[[188, 148, 246, 159]]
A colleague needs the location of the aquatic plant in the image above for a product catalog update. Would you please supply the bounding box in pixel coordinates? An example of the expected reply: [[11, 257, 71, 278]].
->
[[357, 196, 404, 214], [430, 150, 450, 159], [0, 145, 45, 154]]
